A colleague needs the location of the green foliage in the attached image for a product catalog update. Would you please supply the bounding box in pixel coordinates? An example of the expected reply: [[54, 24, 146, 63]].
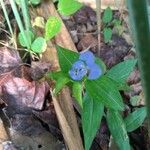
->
[[106, 59, 137, 83], [45, 16, 61, 41], [124, 107, 147, 132], [56, 45, 79, 73], [47, 46, 142, 150], [107, 110, 130, 150], [31, 37, 47, 53], [53, 75, 70, 95], [82, 93, 104, 150], [102, 7, 113, 24], [85, 76, 124, 111], [58, 0, 83, 16], [29, 0, 41, 5], [103, 27, 112, 43], [102, 7, 123, 43], [72, 82, 83, 107], [18, 30, 35, 47]]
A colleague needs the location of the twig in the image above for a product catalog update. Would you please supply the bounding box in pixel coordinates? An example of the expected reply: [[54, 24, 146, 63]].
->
[[96, 0, 101, 56]]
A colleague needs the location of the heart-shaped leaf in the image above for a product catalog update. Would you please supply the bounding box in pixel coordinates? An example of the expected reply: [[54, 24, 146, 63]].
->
[[107, 110, 130, 150], [45, 16, 61, 41], [82, 93, 104, 150], [85, 76, 124, 111], [31, 37, 47, 53], [56, 45, 79, 73], [124, 107, 147, 132], [58, 0, 83, 16]]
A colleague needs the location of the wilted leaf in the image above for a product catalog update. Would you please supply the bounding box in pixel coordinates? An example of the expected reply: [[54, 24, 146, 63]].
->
[[32, 16, 45, 28]]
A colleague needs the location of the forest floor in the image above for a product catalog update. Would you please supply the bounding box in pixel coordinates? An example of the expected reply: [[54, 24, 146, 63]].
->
[[0, 1, 149, 150]]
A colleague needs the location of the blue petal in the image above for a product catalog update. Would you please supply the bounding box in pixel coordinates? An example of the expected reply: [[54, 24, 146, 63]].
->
[[87, 63, 102, 80], [79, 51, 95, 65], [69, 60, 87, 81]]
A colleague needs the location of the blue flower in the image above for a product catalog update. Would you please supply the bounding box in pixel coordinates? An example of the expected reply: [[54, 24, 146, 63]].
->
[[69, 51, 102, 81]]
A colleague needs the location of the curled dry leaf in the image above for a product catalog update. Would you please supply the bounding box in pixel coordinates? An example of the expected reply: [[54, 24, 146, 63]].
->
[[0, 47, 21, 74], [2, 77, 49, 112]]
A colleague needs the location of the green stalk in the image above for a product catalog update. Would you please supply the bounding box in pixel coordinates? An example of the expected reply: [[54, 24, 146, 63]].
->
[[0, 0, 13, 36], [127, 0, 150, 130], [20, 0, 32, 31], [10, 0, 30, 49]]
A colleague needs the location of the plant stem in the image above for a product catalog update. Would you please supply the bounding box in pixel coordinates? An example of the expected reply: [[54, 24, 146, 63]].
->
[[20, 0, 32, 31], [0, 0, 13, 36], [127, 0, 150, 132], [10, 0, 30, 49], [96, 0, 101, 56]]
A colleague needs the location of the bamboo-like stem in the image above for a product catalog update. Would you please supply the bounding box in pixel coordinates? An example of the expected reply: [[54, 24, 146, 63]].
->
[[10, 0, 30, 49], [127, 0, 150, 132], [96, 0, 101, 56], [0, 0, 13, 36], [20, 0, 32, 31]]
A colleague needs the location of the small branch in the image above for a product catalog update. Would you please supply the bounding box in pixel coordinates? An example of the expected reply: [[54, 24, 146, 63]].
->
[[96, 0, 101, 56]]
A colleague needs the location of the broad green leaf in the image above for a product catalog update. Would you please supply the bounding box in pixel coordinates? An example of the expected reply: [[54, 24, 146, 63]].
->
[[106, 59, 137, 83], [103, 27, 112, 43], [56, 45, 79, 73], [53, 76, 70, 95], [30, 0, 41, 5], [58, 0, 83, 16], [85, 76, 124, 111], [18, 30, 34, 47], [45, 16, 61, 41], [72, 82, 83, 107], [95, 57, 107, 74], [124, 107, 147, 132], [31, 37, 47, 53], [107, 110, 130, 150], [102, 7, 113, 24], [47, 71, 64, 81], [82, 93, 104, 150]]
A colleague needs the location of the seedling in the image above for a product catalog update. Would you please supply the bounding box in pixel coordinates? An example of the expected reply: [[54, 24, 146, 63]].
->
[[47, 46, 146, 150]]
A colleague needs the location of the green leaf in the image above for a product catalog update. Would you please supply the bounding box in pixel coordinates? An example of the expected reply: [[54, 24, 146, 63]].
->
[[31, 37, 47, 53], [82, 93, 104, 150], [106, 59, 137, 83], [30, 0, 41, 5], [107, 110, 130, 150], [85, 76, 124, 111], [102, 7, 113, 24], [124, 107, 147, 132], [56, 45, 79, 73], [47, 71, 64, 81], [72, 82, 83, 107], [58, 0, 83, 16], [95, 57, 107, 74], [45, 16, 61, 41], [103, 27, 112, 43], [18, 30, 34, 47], [130, 95, 140, 106], [53, 76, 70, 95]]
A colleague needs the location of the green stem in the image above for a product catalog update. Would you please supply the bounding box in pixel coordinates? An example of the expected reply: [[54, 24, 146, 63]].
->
[[0, 0, 13, 36], [20, 0, 32, 31], [127, 0, 150, 131], [10, 0, 30, 49]]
